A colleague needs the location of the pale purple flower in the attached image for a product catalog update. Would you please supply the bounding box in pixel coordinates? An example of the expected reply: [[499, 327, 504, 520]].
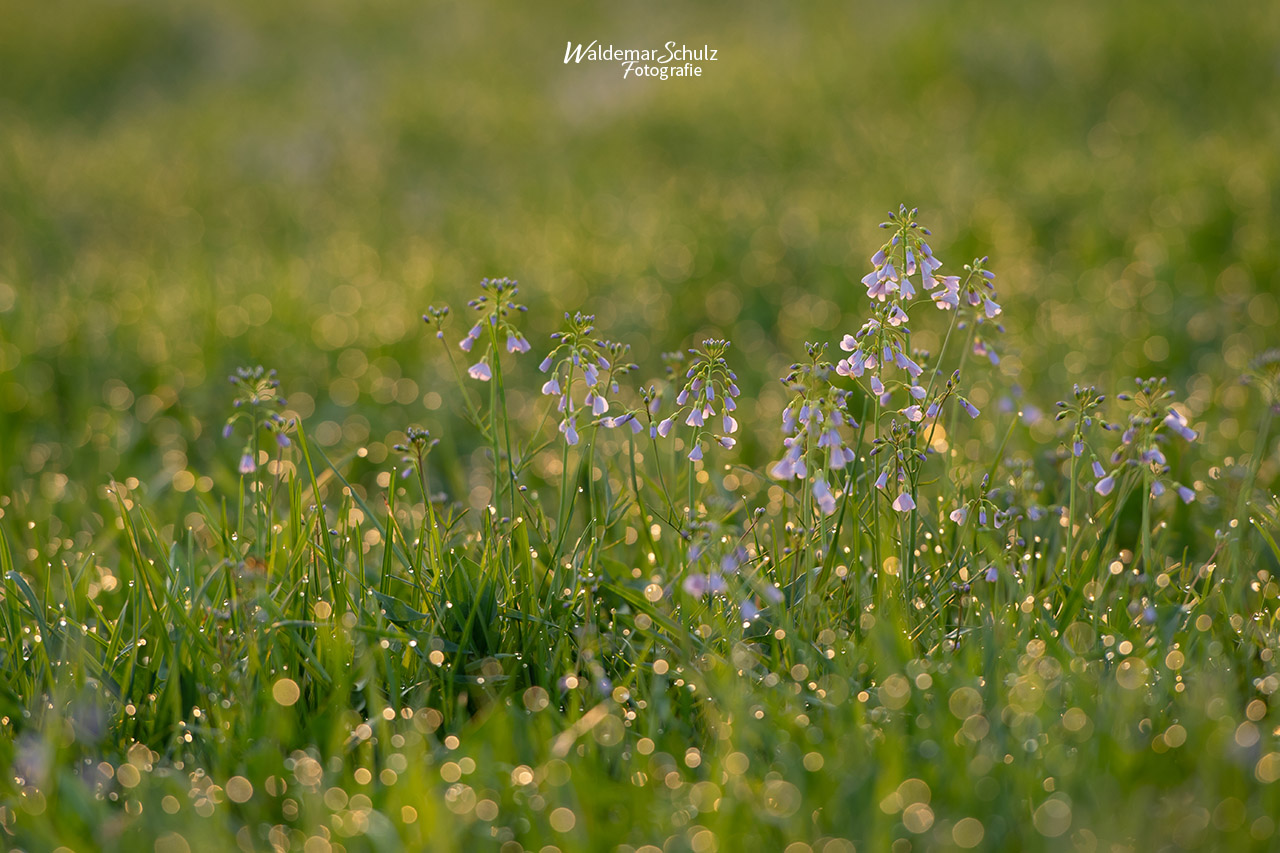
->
[[895, 351, 923, 379], [506, 334, 530, 353], [903, 405, 924, 423], [467, 362, 492, 381], [539, 355, 554, 373], [892, 491, 916, 513], [768, 458, 795, 480], [1163, 409, 1197, 441], [238, 453, 256, 474], [1092, 460, 1105, 478], [1095, 474, 1116, 496], [932, 287, 960, 309], [685, 408, 704, 427], [657, 418, 675, 438], [723, 414, 738, 434], [1073, 440, 1084, 457], [875, 469, 889, 490], [222, 423, 234, 439], [813, 477, 837, 516], [682, 573, 725, 597], [959, 397, 980, 419], [1177, 485, 1195, 504], [949, 506, 968, 525], [541, 378, 562, 396], [688, 443, 703, 461], [559, 417, 579, 446], [829, 446, 855, 469]]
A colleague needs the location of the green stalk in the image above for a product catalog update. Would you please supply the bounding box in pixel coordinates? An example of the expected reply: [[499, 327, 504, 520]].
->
[[1231, 404, 1274, 573]]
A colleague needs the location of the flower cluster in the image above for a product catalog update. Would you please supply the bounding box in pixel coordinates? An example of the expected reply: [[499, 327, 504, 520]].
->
[[869, 420, 928, 514], [1055, 384, 1107, 459], [1094, 377, 1197, 502], [768, 343, 860, 516], [223, 366, 292, 474], [538, 312, 639, 445], [393, 426, 440, 481], [457, 278, 530, 380], [677, 519, 782, 625], [652, 339, 740, 461]]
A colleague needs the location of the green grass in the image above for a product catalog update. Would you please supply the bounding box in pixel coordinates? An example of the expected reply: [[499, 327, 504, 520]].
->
[[2, 1, 1280, 851]]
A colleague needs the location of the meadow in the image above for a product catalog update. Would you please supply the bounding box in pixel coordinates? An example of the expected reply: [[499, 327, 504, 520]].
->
[[2, 1, 1280, 850]]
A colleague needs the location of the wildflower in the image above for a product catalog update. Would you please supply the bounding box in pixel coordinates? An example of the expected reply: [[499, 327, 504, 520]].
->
[[813, 477, 837, 516], [949, 506, 969, 525], [682, 573, 726, 597], [559, 417, 580, 446], [238, 452, 256, 474], [651, 339, 740, 465], [1163, 408, 1197, 442], [892, 491, 916, 513], [506, 333, 531, 354], [468, 362, 492, 381], [769, 344, 859, 509], [1095, 474, 1116, 496], [540, 313, 639, 445], [958, 397, 980, 419]]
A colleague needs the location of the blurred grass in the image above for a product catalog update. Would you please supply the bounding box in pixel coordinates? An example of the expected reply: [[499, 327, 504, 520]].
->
[[1, 0, 1278, 520]]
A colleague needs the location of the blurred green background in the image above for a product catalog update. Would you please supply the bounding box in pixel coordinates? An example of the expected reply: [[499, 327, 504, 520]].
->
[[2, 0, 1278, 527]]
